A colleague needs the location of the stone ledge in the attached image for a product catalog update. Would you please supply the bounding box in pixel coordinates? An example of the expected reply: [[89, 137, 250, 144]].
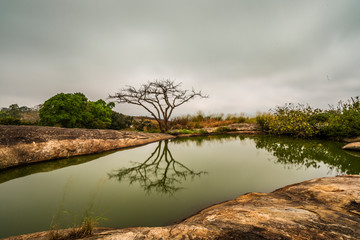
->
[[0, 125, 174, 169], [6, 176, 360, 240]]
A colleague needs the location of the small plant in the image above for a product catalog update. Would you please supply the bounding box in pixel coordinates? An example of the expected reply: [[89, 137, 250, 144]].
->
[[133, 118, 152, 131], [214, 126, 232, 133]]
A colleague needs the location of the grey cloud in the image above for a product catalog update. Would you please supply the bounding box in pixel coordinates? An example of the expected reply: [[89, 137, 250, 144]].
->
[[0, 0, 359, 115]]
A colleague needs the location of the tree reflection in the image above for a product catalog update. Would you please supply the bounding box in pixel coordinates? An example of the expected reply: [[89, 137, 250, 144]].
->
[[254, 135, 360, 174], [108, 140, 206, 195]]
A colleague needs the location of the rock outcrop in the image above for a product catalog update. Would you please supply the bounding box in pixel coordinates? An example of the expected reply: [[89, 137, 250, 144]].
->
[[6, 175, 360, 240], [93, 175, 360, 240], [343, 142, 360, 151], [0, 125, 174, 169], [344, 136, 360, 143]]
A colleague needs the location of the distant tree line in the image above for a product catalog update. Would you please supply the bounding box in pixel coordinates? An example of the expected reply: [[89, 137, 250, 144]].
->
[[0, 93, 135, 130], [38, 92, 137, 130], [0, 104, 39, 125]]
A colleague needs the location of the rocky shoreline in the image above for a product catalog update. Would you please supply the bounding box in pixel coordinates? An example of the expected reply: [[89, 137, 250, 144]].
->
[[0, 124, 263, 170], [0, 125, 175, 170], [1, 125, 360, 239], [5, 175, 360, 240]]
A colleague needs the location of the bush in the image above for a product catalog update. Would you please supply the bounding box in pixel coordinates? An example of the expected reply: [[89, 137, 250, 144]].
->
[[0, 116, 21, 125], [39, 93, 114, 129], [133, 118, 152, 131], [109, 111, 133, 130], [260, 96, 360, 139], [320, 97, 360, 139]]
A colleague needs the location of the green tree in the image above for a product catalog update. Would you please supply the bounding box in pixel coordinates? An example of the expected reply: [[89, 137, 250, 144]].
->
[[40, 93, 88, 128], [8, 104, 22, 118], [109, 111, 133, 130], [83, 100, 114, 129], [39, 93, 114, 129]]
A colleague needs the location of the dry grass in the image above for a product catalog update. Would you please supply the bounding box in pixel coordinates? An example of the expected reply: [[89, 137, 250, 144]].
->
[[49, 216, 98, 240], [170, 112, 256, 130]]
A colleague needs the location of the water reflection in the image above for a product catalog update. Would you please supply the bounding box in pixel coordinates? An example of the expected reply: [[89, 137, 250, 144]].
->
[[108, 140, 207, 195], [172, 135, 360, 175], [172, 134, 246, 146], [253, 136, 360, 174], [0, 151, 116, 184]]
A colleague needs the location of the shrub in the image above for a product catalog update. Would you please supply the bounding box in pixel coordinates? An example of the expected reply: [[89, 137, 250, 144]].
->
[[109, 111, 133, 130], [0, 116, 21, 125], [39, 93, 114, 129], [266, 104, 320, 138], [260, 96, 360, 139]]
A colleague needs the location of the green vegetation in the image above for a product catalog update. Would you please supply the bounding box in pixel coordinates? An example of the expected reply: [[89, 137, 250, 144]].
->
[[171, 128, 209, 135], [49, 215, 99, 240], [0, 104, 39, 125], [109, 111, 133, 130], [257, 96, 360, 140], [2, 92, 358, 141], [39, 93, 114, 128]]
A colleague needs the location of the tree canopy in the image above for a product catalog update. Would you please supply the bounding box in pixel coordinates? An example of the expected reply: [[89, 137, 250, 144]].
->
[[39, 92, 114, 128]]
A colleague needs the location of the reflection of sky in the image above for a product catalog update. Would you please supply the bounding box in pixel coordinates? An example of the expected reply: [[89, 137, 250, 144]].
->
[[1, 136, 358, 238], [1, 0, 360, 115]]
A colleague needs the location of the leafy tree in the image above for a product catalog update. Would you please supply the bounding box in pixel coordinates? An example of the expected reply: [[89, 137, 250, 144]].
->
[[39, 92, 114, 129], [8, 104, 22, 118], [83, 100, 114, 129], [40, 93, 88, 128], [109, 79, 208, 132], [109, 111, 133, 130]]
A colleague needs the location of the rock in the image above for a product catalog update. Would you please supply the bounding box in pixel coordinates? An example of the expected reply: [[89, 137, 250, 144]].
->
[[4, 176, 360, 240], [91, 175, 360, 239], [344, 136, 360, 143], [342, 142, 360, 151], [0, 125, 174, 169]]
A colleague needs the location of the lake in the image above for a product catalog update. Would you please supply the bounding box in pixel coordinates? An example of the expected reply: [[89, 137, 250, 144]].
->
[[0, 135, 359, 238]]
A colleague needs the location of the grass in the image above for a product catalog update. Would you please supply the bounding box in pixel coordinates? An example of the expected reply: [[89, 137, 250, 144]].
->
[[49, 215, 99, 240], [170, 111, 256, 130]]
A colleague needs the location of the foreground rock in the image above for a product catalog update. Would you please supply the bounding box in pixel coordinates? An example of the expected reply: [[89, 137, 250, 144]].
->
[[7, 175, 360, 240], [0, 125, 174, 169], [343, 142, 360, 151]]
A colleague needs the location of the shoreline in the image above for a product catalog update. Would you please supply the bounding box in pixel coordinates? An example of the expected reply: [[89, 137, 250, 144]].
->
[[0, 125, 175, 170], [4, 175, 360, 240], [0, 125, 263, 170]]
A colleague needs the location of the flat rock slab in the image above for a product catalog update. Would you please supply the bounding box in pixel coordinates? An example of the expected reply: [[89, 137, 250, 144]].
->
[[344, 136, 360, 143], [7, 175, 360, 240], [93, 175, 360, 240], [343, 142, 360, 151], [0, 125, 174, 169]]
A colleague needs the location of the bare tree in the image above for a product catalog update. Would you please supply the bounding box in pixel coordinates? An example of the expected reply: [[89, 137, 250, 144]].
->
[[109, 79, 208, 132], [108, 140, 206, 195]]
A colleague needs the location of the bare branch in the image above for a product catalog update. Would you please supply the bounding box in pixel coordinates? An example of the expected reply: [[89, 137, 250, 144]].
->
[[109, 79, 208, 132]]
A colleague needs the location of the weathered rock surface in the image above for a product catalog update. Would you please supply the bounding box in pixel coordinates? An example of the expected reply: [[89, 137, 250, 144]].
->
[[343, 142, 360, 151], [0, 125, 174, 169], [344, 136, 360, 143], [6, 175, 360, 240]]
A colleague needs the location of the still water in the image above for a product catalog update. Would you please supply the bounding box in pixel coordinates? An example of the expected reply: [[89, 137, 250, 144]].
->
[[0, 135, 359, 238]]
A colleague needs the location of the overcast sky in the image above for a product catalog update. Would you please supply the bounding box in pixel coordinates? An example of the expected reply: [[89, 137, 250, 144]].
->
[[1, 0, 359, 116]]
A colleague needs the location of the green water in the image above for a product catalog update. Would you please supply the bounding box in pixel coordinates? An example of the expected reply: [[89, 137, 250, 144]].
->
[[0, 135, 359, 238]]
